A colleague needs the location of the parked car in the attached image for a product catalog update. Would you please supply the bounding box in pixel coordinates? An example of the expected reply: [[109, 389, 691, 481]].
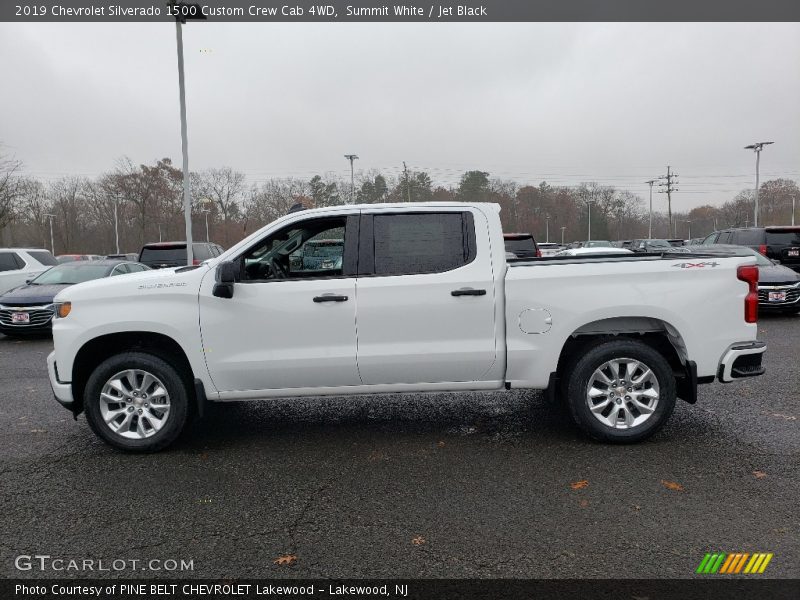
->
[[537, 242, 561, 257], [57, 254, 104, 263], [583, 240, 614, 248], [503, 233, 540, 259], [701, 226, 800, 272], [0, 260, 150, 337], [106, 253, 139, 261], [299, 239, 344, 271], [138, 242, 225, 269], [0, 248, 58, 295], [680, 244, 800, 315], [630, 239, 674, 253], [48, 202, 765, 452], [556, 247, 634, 257]]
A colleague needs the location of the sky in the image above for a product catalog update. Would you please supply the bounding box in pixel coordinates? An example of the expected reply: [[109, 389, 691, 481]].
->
[[1, 22, 798, 210]]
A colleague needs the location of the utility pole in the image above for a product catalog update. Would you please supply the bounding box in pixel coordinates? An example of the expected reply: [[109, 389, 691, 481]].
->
[[44, 214, 55, 254], [645, 179, 656, 239], [403, 161, 411, 203], [170, 1, 206, 265], [344, 154, 358, 202], [744, 141, 773, 227], [657, 166, 679, 238], [561, 226, 566, 245]]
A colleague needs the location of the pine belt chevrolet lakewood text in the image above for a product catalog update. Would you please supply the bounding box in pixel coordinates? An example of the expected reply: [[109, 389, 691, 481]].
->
[[46, 203, 766, 452]]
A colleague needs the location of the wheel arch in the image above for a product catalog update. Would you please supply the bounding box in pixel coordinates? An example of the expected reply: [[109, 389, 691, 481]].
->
[[71, 331, 195, 416]]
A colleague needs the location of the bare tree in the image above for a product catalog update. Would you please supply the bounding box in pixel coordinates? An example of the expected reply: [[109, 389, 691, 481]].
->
[[192, 167, 246, 244]]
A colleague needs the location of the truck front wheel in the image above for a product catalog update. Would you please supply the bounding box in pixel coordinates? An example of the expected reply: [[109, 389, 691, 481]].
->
[[566, 339, 676, 443], [84, 352, 189, 452]]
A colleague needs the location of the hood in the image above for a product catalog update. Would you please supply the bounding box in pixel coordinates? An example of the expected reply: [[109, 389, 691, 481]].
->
[[53, 264, 209, 303], [758, 263, 800, 285], [0, 283, 71, 305]]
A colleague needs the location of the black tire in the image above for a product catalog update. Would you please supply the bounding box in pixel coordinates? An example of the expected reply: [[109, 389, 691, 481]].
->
[[565, 339, 676, 443], [84, 351, 189, 452]]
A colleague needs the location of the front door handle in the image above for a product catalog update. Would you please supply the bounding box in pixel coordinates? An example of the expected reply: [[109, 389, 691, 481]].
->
[[313, 294, 349, 303], [451, 288, 487, 297]]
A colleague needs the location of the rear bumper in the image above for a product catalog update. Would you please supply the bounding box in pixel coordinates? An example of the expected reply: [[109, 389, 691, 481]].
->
[[47, 351, 74, 408], [717, 341, 766, 383]]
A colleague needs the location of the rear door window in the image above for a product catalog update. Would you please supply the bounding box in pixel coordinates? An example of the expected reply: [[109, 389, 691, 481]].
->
[[0, 252, 22, 272], [370, 212, 475, 276], [732, 229, 764, 245], [716, 231, 733, 244]]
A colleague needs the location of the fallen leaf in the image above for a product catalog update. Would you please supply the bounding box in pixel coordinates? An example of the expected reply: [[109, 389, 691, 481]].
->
[[578, 499, 589, 508], [632, 505, 642, 511], [199, 452, 209, 460], [437, 441, 445, 448], [411, 536, 426, 545], [660, 480, 684, 492], [753, 471, 767, 479], [570, 480, 589, 490], [273, 554, 297, 566]]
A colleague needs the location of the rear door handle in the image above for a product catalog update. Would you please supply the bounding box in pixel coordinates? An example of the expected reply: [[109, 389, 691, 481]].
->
[[313, 294, 349, 303], [451, 288, 487, 297]]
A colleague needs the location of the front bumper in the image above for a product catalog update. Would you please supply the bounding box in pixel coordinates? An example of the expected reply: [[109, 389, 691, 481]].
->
[[717, 341, 766, 383], [47, 351, 74, 408]]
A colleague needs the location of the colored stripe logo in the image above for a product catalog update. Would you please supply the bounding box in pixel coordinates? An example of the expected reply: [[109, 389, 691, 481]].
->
[[696, 552, 773, 574]]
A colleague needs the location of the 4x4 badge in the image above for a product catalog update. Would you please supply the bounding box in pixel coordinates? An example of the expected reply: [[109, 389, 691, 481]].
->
[[672, 261, 720, 269]]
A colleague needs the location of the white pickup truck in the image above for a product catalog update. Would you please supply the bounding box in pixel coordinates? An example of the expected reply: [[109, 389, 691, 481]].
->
[[47, 203, 766, 452]]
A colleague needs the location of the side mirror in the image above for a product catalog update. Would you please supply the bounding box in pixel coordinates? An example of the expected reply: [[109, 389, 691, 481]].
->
[[212, 261, 238, 299], [25, 279, 31, 284]]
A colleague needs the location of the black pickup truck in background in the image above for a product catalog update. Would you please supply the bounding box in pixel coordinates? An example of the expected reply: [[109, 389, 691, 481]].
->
[[503, 233, 541, 259], [702, 227, 800, 272]]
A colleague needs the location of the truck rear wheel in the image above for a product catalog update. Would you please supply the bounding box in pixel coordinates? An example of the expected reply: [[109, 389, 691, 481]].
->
[[84, 352, 189, 452], [565, 339, 676, 443]]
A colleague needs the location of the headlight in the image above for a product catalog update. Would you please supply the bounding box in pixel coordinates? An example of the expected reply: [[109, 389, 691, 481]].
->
[[54, 302, 72, 318]]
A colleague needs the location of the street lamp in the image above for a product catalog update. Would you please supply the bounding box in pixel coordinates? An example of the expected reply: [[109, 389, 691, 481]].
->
[[744, 141, 773, 227], [44, 214, 55, 254], [199, 198, 212, 242], [113, 192, 121, 254], [685, 220, 693, 240], [170, 1, 206, 265], [545, 216, 550, 243], [344, 154, 359, 202], [561, 226, 566, 246], [645, 179, 656, 239]]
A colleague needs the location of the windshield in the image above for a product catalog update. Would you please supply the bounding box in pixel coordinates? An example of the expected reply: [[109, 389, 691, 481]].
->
[[505, 238, 535, 253], [31, 264, 110, 285], [585, 240, 612, 247], [140, 246, 187, 262], [766, 231, 800, 246]]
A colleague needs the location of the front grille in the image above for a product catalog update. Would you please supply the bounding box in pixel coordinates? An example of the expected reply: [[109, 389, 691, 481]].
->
[[758, 285, 800, 305], [0, 305, 54, 327]]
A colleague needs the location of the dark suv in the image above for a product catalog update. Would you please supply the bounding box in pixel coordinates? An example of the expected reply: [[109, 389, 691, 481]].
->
[[139, 242, 224, 269], [702, 227, 800, 271], [503, 233, 541, 259]]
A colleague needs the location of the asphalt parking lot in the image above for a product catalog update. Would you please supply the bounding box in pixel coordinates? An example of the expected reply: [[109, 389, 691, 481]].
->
[[0, 315, 797, 580]]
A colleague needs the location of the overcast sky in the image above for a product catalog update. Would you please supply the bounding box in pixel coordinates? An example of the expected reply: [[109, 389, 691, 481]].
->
[[1, 22, 798, 209]]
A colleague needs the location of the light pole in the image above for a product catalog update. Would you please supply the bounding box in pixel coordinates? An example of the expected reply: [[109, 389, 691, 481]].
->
[[685, 220, 693, 239], [587, 200, 593, 242], [645, 179, 656, 239], [171, 1, 206, 265], [561, 226, 566, 245], [344, 154, 359, 202], [201, 208, 210, 241], [744, 141, 773, 227], [113, 193, 120, 254], [793, 195, 796, 226], [545, 216, 550, 243], [43, 214, 55, 254]]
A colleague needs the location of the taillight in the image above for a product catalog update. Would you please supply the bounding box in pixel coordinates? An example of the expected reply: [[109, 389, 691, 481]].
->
[[536, 249, 542, 257], [737, 264, 759, 323], [758, 244, 767, 256], [193, 259, 201, 265]]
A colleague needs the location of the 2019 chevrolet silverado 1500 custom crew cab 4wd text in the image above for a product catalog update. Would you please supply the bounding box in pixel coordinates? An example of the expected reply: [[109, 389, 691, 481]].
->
[[46, 203, 766, 452]]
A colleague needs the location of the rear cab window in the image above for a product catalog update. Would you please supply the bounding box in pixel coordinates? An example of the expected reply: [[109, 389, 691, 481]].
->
[[27, 251, 58, 266], [732, 229, 764, 245], [765, 229, 800, 246]]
